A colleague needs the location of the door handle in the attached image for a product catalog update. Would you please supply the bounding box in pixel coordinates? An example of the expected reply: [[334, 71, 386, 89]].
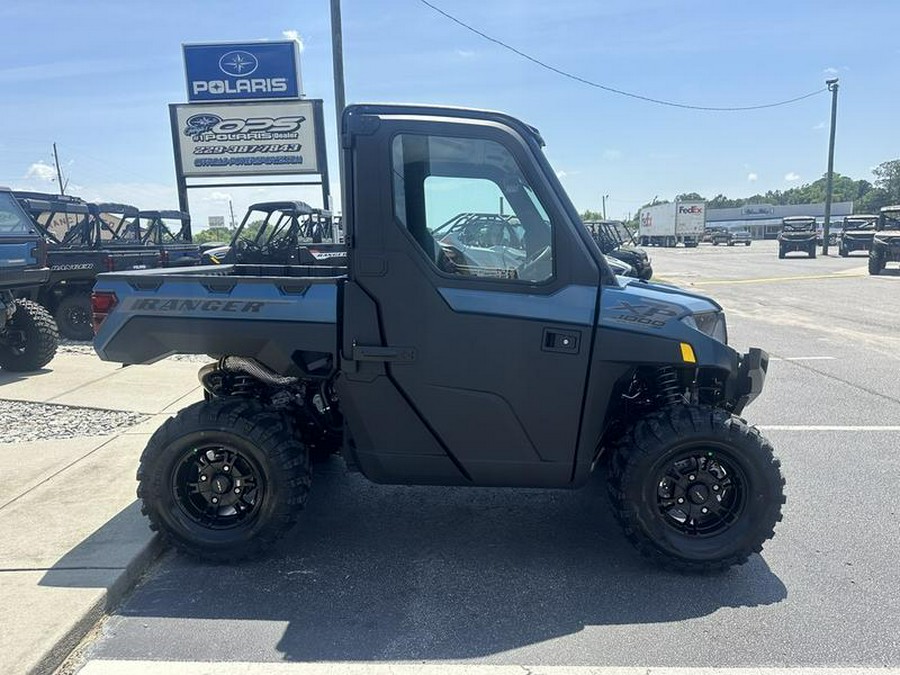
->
[[542, 329, 580, 354]]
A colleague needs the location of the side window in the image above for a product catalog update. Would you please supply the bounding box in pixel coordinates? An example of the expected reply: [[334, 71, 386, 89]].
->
[[391, 133, 554, 283]]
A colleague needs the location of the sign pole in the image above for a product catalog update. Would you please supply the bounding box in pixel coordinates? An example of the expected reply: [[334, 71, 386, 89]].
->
[[169, 104, 190, 214], [331, 0, 347, 197]]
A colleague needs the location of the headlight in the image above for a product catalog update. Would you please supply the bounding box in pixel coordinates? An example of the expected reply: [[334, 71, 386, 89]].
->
[[682, 311, 728, 344]]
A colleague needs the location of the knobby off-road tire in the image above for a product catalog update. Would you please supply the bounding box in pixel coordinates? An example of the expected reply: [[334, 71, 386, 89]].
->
[[809, 245, 817, 259], [608, 405, 785, 574], [777, 247, 785, 259], [55, 292, 93, 340], [0, 299, 59, 372], [137, 399, 311, 562], [869, 251, 884, 276]]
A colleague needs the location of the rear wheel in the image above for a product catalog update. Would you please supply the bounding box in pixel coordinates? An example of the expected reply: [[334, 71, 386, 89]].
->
[[778, 246, 785, 259], [608, 406, 785, 573], [839, 245, 848, 257], [809, 245, 817, 259], [137, 399, 311, 562], [55, 292, 93, 340], [0, 299, 59, 371], [744, 241, 751, 246]]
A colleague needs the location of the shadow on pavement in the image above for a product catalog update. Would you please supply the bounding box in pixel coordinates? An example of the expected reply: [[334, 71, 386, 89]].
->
[[38, 501, 155, 589], [111, 461, 787, 661], [0, 366, 54, 386]]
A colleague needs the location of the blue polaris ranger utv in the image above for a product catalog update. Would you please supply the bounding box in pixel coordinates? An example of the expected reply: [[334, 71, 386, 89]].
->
[[0, 188, 58, 371], [93, 105, 783, 573]]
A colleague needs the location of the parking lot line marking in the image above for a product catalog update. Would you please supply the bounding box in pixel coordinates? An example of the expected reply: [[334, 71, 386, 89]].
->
[[770, 356, 836, 361], [75, 662, 900, 675], [760, 425, 900, 431], [688, 272, 866, 286]]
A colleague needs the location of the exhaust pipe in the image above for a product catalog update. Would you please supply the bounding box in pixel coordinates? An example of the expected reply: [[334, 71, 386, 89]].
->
[[199, 356, 298, 390]]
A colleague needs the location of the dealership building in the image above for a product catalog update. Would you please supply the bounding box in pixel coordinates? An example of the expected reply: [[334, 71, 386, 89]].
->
[[706, 202, 854, 239]]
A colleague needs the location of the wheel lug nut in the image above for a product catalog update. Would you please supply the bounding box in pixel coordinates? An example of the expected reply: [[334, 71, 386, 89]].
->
[[701, 507, 708, 514], [211, 497, 219, 504], [677, 498, 684, 504], [689, 475, 696, 481], [223, 466, 230, 472], [234, 488, 241, 494], [200, 475, 207, 482], [713, 485, 719, 491]]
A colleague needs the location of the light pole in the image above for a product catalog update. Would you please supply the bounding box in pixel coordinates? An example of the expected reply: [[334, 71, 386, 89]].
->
[[822, 78, 839, 255]]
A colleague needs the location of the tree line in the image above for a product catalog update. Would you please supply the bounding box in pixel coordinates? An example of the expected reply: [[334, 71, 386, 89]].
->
[[583, 159, 900, 224]]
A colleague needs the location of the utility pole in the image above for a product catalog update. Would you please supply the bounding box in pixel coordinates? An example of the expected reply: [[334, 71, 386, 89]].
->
[[822, 78, 839, 255], [330, 0, 347, 200], [602, 194, 609, 220], [499, 197, 505, 215], [228, 200, 237, 230], [52, 142, 66, 195]]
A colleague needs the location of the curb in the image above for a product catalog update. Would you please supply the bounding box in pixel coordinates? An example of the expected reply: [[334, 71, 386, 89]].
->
[[30, 534, 163, 675]]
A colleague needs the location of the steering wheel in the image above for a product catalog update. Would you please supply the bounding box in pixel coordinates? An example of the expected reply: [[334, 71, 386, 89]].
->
[[517, 244, 552, 281], [436, 242, 467, 274]]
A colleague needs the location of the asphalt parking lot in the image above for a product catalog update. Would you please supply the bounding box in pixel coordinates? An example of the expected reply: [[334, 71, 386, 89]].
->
[[70, 239, 900, 672]]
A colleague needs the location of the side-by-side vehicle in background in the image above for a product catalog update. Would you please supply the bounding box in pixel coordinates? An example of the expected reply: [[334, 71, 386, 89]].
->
[[869, 205, 900, 275], [777, 216, 817, 259]]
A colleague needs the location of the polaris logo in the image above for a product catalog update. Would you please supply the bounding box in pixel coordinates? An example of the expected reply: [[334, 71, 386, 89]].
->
[[191, 78, 289, 97]]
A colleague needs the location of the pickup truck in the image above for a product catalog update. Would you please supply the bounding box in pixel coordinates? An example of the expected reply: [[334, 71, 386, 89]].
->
[[18, 197, 161, 340], [711, 230, 751, 246], [93, 104, 783, 573], [0, 187, 58, 370]]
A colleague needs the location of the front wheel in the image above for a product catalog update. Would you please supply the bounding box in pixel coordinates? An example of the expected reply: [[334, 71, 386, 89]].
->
[[869, 251, 884, 275], [137, 399, 311, 562], [608, 406, 785, 573], [0, 299, 59, 371]]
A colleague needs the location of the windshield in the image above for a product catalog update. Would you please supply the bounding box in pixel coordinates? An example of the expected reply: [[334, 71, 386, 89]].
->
[[782, 220, 815, 232], [881, 213, 900, 230], [0, 193, 33, 235], [843, 219, 875, 231]]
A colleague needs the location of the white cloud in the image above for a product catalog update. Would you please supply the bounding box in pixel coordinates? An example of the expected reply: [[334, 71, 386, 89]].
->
[[812, 121, 827, 131], [25, 161, 56, 181], [203, 191, 232, 202], [747, 173, 758, 182], [602, 149, 623, 161], [455, 49, 476, 59], [282, 30, 305, 53], [555, 170, 568, 179], [823, 67, 839, 75], [785, 172, 801, 182]]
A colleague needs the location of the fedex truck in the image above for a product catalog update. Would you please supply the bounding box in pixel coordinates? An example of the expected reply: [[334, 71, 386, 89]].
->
[[639, 201, 705, 247]]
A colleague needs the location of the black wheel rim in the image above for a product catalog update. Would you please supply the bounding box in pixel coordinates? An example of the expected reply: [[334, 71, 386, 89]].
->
[[654, 448, 747, 538], [65, 305, 91, 331], [171, 444, 265, 530]]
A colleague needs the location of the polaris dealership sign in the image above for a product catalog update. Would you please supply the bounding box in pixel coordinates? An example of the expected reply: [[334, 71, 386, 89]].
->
[[183, 41, 302, 102], [171, 99, 325, 177]]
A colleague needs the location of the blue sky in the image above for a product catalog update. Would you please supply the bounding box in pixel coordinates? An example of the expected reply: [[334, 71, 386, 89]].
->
[[1, 0, 898, 227]]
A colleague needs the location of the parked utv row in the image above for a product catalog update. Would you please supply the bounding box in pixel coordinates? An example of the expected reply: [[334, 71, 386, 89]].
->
[[10, 192, 201, 340]]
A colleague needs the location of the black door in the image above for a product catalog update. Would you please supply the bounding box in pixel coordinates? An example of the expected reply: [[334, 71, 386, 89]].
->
[[339, 106, 603, 487]]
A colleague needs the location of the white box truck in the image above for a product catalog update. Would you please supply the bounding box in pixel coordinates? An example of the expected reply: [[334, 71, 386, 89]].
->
[[639, 200, 705, 247]]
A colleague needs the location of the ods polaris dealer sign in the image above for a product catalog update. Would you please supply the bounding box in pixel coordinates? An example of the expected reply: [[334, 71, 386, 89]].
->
[[183, 41, 302, 102]]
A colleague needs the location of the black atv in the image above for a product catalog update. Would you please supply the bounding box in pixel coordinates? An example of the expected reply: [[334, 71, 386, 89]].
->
[[138, 210, 201, 267], [586, 219, 653, 280], [838, 215, 877, 257], [0, 188, 58, 371], [869, 206, 900, 275], [777, 216, 817, 259]]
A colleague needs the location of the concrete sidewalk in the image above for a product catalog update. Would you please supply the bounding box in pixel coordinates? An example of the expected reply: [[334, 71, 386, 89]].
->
[[0, 353, 204, 675]]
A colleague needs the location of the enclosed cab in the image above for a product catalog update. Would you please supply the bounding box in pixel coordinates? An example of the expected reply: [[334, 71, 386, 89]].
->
[[777, 216, 817, 259], [0, 188, 58, 370], [92, 103, 784, 574], [869, 206, 900, 275]]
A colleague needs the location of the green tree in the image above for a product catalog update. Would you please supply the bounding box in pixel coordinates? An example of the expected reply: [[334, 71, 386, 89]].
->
[[194, 226, 233, 244], [676, 192, 705, 201], [873, 160, 900, 203]]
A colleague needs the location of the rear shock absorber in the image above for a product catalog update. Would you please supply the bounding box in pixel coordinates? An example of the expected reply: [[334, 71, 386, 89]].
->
[[656, 366, 682, 406]]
